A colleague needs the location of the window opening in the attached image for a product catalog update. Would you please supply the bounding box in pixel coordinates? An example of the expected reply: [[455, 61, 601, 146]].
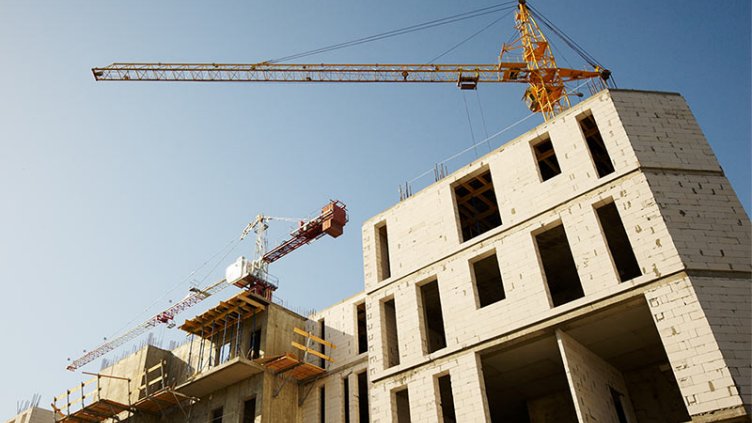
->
[[343, 377, 351, 423], [357, 302, 368, 354], [394, 388, 411, 423], [596, 202, 641, 282], [419, 280, 447, 353], [437, 375, 457, 423], [532, 136, 561, 181], [320, 386, 326, 423], [535, 224, 584, 306], [319, 319, 326, 368], [358, 371, 369, 423], [211, 407, 223, 423], [471, 253, 505, 307], [454, 170, 502, 242], [610, 387, 629, 423], [579, 113, 615, 177], [242, 398, 256, 423], [382, 298, 400, 368], [376, 223, 391, 281], [248, 329, 262, 359]]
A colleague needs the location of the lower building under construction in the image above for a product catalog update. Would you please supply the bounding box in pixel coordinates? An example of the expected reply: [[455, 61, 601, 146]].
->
[[44, 89, 750, 423]]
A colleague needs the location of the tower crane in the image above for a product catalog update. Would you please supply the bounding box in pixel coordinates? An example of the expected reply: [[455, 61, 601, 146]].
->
[[91, 1, 612, 121], [66, 200, 348, 371]]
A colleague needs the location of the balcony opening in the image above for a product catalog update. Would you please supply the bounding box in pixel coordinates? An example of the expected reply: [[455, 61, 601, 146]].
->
[[480, 336, 577, 422], [394, 388, 411, 423], [596, 202, 641, 282], [454, 170, 502, 242], [358, 371, 369, 422], [471, 252, 505, 308], [357, 302, 368, 354], [535, 224, 584, 307], [376, 222, 391, 281], [382, 298, 400, 368], [532, 136, 561, 181], [437, 374, 457, 423], [560, 299, 690, 422], [579, 112, 615, 178], [419, 280, 447, 353]]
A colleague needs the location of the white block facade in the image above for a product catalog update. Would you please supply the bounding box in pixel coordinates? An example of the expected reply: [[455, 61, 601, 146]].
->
[[356, 90, 750, 423]]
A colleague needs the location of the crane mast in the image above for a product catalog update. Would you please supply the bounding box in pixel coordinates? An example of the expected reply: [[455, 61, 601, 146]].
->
[[91, 1, 610, 121], [66, 200, 348, 371]]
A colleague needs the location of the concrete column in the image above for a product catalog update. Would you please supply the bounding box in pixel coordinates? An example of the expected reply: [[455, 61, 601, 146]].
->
[[557, 329, 638, 423]]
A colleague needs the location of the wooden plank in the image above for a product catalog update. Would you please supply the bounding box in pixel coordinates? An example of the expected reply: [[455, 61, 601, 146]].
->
[[291, 341, 334, 363], [237, 295, 266, 310], [293, 327, 336, 349], [145, 362, 164, 373]]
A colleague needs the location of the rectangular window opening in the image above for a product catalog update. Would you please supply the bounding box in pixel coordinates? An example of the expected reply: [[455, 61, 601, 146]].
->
[[357, 371, 369, 423], [535, 224, 584, 306], [242, 398, 256, 423], [419, 280, 447, 353], [532, 136, 562, 181], [437, 375, 457, 423], [248, 329, 262, 359], [343, 377, 351, 423], [454, 170, 502, 242], [610, 387, 629, 423], [394, 388, 411, 423], [471, 253, 505, 308], [596, 202, 641, 282], [357, 302, 368, 355], [319, 386, 326, 423], [211, 407, 223, 423], [376, 223, 391, 281], [579, 113, 615, 178], [382, 298, 400, 368], [319, 319, 326, 368]]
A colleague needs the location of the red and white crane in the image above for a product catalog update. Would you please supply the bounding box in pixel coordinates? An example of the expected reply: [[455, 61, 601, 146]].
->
[[66, 200, 348, 371]]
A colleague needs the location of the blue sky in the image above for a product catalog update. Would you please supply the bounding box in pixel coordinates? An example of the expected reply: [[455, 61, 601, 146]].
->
[[0, 0, 749, 416]]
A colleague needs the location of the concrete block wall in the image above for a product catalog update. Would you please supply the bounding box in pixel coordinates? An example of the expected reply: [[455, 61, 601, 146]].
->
[[365, 170, 683, 380], [644, 275, 748, 418], [608, 90, 721, 172], [5, 408, 54, 423], [308, 292, 367, 369], [361, 89, 750, 422], [363, 90, 648, 292], [301, 361, 368, 423], [366, 352, 488, 423], [692, 276, 752, 413], [557, 330, 638, 423], [647, 171, 751, 273]]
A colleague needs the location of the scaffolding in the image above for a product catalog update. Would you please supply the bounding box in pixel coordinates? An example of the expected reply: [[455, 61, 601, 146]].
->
[[175, 290, 267, 398], [52, 373, 132, 423], [131, 360, 194, 417]]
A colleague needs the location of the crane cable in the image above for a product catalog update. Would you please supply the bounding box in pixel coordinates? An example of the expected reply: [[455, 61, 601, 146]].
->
[[526, 5, 606, 71], [106, 236, 242, 341], [267, 2, 517, 64], [427, 9, 514, 63]]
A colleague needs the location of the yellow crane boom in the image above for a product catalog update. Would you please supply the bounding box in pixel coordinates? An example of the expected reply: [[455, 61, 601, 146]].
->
[[91, 1, 610, 120]]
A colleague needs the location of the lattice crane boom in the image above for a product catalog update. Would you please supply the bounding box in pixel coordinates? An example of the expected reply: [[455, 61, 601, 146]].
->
[[66, 278, 228, 371], [91, 1, 610, 120], [66, 200, 348, 371]]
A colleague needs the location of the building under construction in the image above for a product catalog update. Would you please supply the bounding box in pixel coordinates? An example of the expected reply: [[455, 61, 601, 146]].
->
[[30, 89, 749, 423]]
